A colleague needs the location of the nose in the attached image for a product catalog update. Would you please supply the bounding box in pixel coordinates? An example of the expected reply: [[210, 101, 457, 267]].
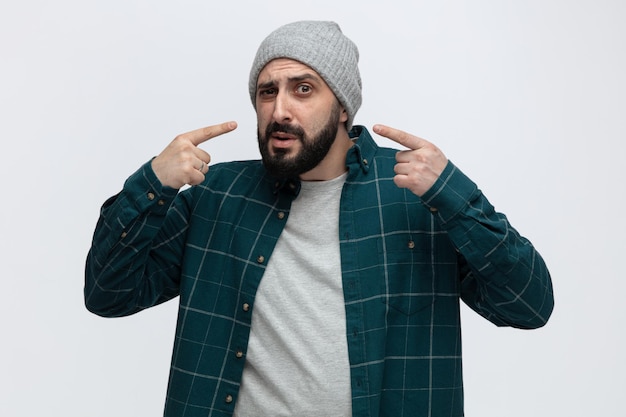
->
[[272, 91, 292, 123]]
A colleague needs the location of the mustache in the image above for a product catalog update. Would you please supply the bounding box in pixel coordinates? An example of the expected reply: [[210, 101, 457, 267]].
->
[[265, 122, 305, 139]]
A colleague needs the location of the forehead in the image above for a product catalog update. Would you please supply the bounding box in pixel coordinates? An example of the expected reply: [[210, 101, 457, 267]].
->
[[257, 58, 321, 83]]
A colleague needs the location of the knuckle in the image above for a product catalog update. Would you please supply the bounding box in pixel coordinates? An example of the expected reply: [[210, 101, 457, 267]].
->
[[173, 133, 188, 143]]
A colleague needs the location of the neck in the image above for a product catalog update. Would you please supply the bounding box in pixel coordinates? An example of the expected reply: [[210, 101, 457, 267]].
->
[[299, 130, 353, 181]]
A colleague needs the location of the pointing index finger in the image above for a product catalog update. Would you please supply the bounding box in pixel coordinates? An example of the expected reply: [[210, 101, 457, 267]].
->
[[373, 124, 427, 150], [185, 121, 238, 146]]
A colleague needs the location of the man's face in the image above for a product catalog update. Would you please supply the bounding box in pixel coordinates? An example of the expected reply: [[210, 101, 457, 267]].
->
[[255, 58, 347, 177]]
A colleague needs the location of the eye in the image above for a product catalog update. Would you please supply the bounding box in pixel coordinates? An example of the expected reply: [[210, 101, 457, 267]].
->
[[295, 84, 312, 95], [258, 88, 277, 98]]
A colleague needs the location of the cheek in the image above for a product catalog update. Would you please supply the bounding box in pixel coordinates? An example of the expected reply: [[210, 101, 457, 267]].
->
[[256, 115, 269, 136], [256, 104, 273, 129]]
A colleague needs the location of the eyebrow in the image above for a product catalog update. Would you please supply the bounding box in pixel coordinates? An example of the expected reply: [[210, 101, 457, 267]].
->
[[257, 73, 321, 90]]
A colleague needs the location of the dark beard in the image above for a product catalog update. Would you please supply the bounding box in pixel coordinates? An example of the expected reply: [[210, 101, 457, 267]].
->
[[257, 104, 341, 178]]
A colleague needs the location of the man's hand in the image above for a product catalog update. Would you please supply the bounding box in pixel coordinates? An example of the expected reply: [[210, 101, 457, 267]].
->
[[373, 124, 448, 197], [151, 121, 238, 189]]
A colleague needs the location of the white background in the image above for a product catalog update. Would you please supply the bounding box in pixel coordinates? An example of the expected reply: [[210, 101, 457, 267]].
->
[[1, 0, 624, 416]]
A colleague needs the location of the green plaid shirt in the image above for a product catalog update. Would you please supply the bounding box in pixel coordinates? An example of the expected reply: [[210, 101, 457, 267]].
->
[[85, 126, 553, 417]]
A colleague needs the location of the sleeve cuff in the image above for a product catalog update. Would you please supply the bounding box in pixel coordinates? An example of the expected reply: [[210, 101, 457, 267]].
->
[[420, 161, 479, 224], [123, 159, 179, 215]]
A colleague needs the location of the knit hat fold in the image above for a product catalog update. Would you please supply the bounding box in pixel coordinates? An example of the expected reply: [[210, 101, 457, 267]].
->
[[249, 21, 362, 129]]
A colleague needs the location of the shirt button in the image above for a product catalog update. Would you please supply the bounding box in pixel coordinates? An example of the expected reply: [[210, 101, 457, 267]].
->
[[236, 350, 244, 359], [257, 255, 265, 264], [120, 231, 128, 239], [362, 158, 368, 165], [277, 211, 285, 220], [157, 199, 166, 206], [147, 192, 155, 201], [225, 394, 233, 404], [429, 207, 438, 213], [407, 240, 415, 249], [242, 303, 250, 312]]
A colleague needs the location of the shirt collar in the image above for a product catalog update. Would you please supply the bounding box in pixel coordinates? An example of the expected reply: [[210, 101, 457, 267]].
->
[[272, 177, 301, 196], [346, 125, 377, 175]]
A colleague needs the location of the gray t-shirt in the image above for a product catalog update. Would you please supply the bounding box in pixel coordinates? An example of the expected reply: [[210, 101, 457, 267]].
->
[[234, 172, 351, 417]]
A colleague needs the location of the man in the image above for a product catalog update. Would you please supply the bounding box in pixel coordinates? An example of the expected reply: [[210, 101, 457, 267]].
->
[[85, 21, 554, 417]]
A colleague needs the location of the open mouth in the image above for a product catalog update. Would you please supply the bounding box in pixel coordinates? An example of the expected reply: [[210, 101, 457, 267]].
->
[[270, 132, 299, 149], [272, 131, 297, 140]]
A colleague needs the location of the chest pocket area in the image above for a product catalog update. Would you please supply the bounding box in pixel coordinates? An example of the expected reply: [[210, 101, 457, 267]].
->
[[378, 234, 438, 316]]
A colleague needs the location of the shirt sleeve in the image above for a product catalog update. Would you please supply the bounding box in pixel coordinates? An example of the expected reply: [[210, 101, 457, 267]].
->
[[84, 160, 187, 317], [420, 161, 554, 329]]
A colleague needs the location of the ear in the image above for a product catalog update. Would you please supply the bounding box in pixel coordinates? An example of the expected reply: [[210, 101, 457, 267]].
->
[[339, 107, 348, 124]]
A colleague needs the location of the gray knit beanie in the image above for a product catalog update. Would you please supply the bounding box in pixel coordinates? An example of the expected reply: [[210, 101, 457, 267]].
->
[[249, 21, 362, 130]]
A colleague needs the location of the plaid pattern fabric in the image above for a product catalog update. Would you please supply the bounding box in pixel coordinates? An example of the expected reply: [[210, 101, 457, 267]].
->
[[85, 126, 553, 417]]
